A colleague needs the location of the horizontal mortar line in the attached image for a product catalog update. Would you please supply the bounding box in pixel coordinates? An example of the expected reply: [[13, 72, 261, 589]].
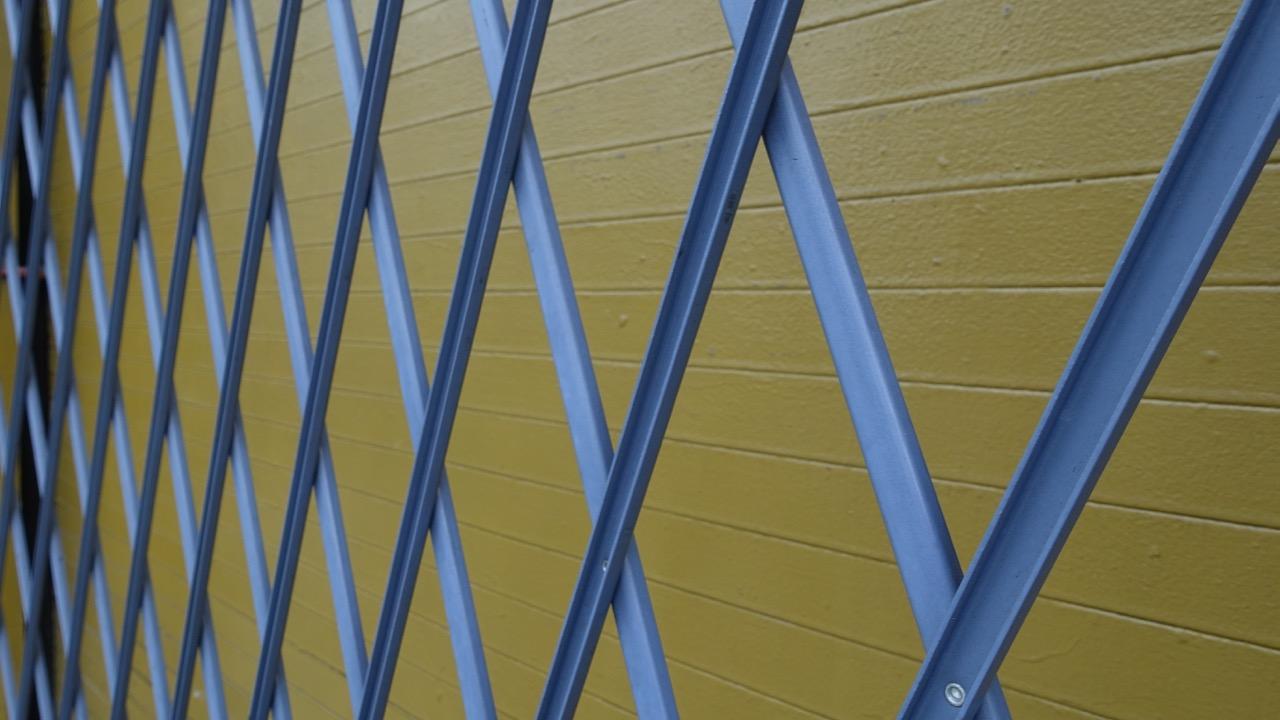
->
[[116, 0, 1208, 183], [37, 489, 1259, 717], [48, 155, 1200, 229], [376, 501, 1280, 661], [438, 459, 903, 564], [165, 401, 1280, 656], [64, 156, 1214, 242], [444, 452, 1280, 559], [149, 427, 712, 703], [191, 508, 657, 716], [154, 337, 1277, 413], [896, 376, 1280, 413], [998, 687, 1115, 720], [59, 152, 1207, 232], [662, 657, 837, 720], [84, 31, 1221, 205], [1052, 595, 1280, 656], [96, 351, 1280, 496], [143, 343, 1280, 428], [438, 453, 1280, 610], [424, 520, 939, 693], [805, 41, 1220, 124], [264, 282, 1280, 297], [60, 576, 283, 709], [146, 0, 927, 162], [192, 0, 475, 105], [97, 0, 656, 169], [225, 0, 632, 104], [86, 0, 344, 73], [326, 455, 901, 570], [929, 475, 1280, 536], [376, 36, 1221, 173], [163, 236, 1280, 292], [260, 388, 1280, 534]]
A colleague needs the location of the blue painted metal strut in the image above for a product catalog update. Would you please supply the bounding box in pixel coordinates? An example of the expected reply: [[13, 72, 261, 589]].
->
[[1, 0, 140, 712], [357, 0, 553, 716], [716, 0, 1015, 716], [151, 4, 276, 715], [0, 0, 69, 715], [57, 0, 173, 715], [225, 0, 366, 712], [322, 0, 489, 713], [94, 5, 236, 715], [248, 0, 407, 715], [0, 0, 68, 648], [537, 2, 804, 717], [470, 0, 678, 716], [0, 0, 34, 267], [1, 0, 87, 712], [109, 1, 230, 715], [169, 1, 302, 717], [898, 1, 1280, 717]]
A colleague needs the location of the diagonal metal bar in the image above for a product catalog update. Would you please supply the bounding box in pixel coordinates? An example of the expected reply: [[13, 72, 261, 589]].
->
[[357, 0, 557, 716], [249, 0, 407, 715], [0, 0, 34, 261], [0, 0, 32, 260], [468, 1, 678, 716], [0, 2, 70, 714], [899, 1, 1280, 717], [0, 0, 37, 706], [224, 0, 369, 712], [59, 1, 250, 714], [0, 0, 69, 566], [2, 0, 96, 716], [716, 0, 1016, 716], [57, 0, 175, 715], [148, 0, 319, 714], [537, 2, 803, 716], [0, 0, 60, 643], [0, 0, 161, 713], [323, 0, 490, 713], [108, 0, 230, 715], [169, 1, 303, 716]]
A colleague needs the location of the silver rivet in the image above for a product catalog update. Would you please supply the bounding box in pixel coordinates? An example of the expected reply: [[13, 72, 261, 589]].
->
[[601, 560, 609, 571], [944, 683, 966, 707]]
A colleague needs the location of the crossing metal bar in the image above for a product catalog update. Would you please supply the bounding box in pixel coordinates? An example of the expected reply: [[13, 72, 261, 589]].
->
[[469, 0, 679, 716], [0, 0, 164, 713], [899, 1, 1280, 717], [323, 0, 490, 712], [63, 1, 264, 714], [357, 1, 555, 716], [0, 0, 1272, 717], [4, 0, 90, 716], [228, 0, 370, 710], [249, 0, 407, 714], [153, 2, 288, 715], [108, 1, 230, 714], [57, 0, 174, 714], [0, 1, 65, 714], [169, 1, 302, 716], [538, 2, 804, 717], [716, 0, 1016, 716], [0, 0, 33, 262]]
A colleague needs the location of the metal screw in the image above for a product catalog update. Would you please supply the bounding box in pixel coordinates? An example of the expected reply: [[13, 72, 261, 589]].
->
[[601, 560, 609, 571], [944, 683, 966, 707]]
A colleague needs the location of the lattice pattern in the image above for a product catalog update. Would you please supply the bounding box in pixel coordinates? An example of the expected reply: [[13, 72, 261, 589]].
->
[[0, 0, 1275, 718]]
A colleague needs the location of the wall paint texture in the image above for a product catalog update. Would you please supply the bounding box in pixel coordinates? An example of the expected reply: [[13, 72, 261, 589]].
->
[[4, 0, 1275, 717]]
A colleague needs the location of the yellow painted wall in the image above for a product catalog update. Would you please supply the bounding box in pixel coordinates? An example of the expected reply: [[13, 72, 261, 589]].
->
[[20, 0, 1280, 717]]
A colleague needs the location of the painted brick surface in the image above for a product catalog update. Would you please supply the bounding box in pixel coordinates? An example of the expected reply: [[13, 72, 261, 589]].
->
[[12, 0, 1277, 717]]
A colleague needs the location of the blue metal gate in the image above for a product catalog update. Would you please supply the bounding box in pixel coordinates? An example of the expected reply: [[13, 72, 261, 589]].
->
[[0, 0, 1275, 717]]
